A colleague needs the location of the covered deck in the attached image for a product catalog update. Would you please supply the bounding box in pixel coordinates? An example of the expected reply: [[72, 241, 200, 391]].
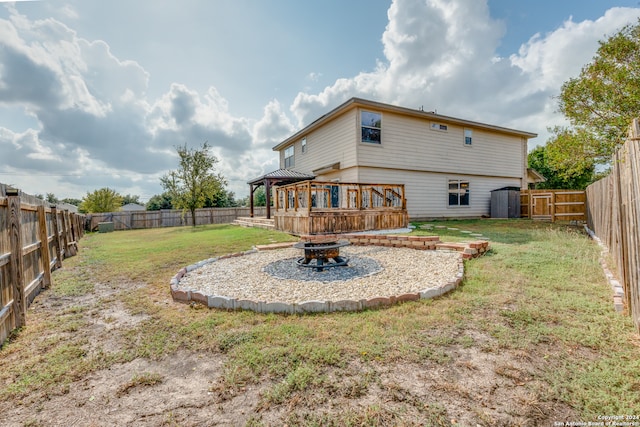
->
[[274, 180, 409, 235], [247, 169, 315, 219]]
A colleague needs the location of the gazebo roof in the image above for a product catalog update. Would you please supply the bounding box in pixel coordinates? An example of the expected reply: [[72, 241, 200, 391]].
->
[[247, 169, 315, 186]]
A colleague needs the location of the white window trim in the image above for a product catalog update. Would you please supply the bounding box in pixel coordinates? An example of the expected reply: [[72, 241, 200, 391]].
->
[[361, 110, 382, 144], [447, 179, 471, 208], [430, 122, 448, 132], [284, 145, 294, 168], [464, 128, 473, 146], [301, 137, 307, 154]]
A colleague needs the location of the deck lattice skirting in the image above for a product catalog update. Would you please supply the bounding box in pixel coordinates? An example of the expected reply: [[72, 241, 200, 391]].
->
[[170, 235, 489, 313]]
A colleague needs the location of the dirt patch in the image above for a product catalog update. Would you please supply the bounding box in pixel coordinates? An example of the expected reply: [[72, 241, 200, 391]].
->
[[0, 264, 580, 426]]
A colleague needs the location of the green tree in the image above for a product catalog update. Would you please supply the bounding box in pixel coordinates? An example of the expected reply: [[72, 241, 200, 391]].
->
[[60, 198, 82, 207], [238, 186, 266, 207], [146, 192, 174, 211], [80, 188, 123, 213], [160, 142, 227, 226], [253, 186, 267, 207], [205, 188, 237, 208], [528, 143, 595, 190], [555, 19, 640, 168], [121, 194, 141, 205]]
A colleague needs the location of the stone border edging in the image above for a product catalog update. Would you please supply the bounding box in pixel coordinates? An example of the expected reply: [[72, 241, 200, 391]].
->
[[170, 235, 490, 313], [584, 226, 625, 312]]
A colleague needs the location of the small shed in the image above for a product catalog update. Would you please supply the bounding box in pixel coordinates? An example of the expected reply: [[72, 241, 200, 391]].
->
[[491, 187, 521, 218]]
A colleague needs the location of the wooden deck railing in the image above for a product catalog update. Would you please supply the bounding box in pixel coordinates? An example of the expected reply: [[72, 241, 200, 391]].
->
[[275, 181, 406, 212], [274, 181, 408, 235]]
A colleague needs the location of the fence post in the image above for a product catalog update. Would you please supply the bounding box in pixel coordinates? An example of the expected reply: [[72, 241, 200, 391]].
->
[[60, 210, 70, 258], [37, 205, 53, 289], [7, 188, 26, 329], [50, 206, 63, 268]]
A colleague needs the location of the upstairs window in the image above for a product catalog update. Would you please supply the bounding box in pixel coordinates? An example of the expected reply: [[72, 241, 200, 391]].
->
[[284, 145, 294, 168], [301, 137, 307, 153], [361, 111, 381, 144], [430, 122, 448, 132], [448, 180, 470, 206], [464, 129, 473, 146]]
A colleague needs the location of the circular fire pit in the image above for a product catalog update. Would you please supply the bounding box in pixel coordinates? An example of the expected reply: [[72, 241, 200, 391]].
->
[[293, 240, 350, 271]]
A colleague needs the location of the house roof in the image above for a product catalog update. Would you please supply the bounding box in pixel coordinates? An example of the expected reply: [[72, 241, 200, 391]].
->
[[273, 97, 538, 151], [527, 168, 546, 183], [247, 168, 315, 185], [121, 203, 146, 211]]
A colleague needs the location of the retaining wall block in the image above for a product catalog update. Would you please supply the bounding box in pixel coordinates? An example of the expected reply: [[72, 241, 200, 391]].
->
[[441, 282, 457, 294], [613, 296, 624, 312], [236, 299, 259, 312], [191, 291, 208, 305], [420, 287, 443, 299], [296, 300, 329, 313], [395, 293, 420, 303], [172, 289, 191, 302], [208, 295, 236, 310], [363, 297, 391, 309], [330, 300, 363, 312], [262, 302, 295, 314]]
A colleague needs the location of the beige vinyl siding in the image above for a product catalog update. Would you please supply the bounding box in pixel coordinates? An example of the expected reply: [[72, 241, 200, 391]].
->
[[315, 166, 359, 182], [356, 111, 525, 179], [280, 110, 358, 174], [357, 167, 520, 219]]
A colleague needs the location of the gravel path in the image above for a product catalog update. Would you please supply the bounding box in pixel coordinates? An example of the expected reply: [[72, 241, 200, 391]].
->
[[177, 246, 461, 304]]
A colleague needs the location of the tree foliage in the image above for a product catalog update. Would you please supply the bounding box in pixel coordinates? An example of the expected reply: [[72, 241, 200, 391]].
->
[[238, 186, 266, 207], [554, 19, 640, 169], [528, 144, 595, 190], [146, 192, 174, 211], [160, 142, 227, 226], [60, 198, 82, 207], [205, 188, 238, 208], [121, 194, 142, 206], [80, 188, 123, 213]]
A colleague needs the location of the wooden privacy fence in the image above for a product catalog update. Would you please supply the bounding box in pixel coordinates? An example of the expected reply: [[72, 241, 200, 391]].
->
[[586, 118, 640, 331], [520, 189, 586, 222], [86, 207, 268, 231], [0, 186, 85, 346]]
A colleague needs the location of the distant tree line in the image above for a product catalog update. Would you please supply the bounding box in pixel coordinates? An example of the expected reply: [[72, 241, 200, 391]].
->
[[41, 142, 266, 219]]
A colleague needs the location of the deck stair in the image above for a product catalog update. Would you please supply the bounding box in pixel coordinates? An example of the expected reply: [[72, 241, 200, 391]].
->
[[232, 216, 275, 230]]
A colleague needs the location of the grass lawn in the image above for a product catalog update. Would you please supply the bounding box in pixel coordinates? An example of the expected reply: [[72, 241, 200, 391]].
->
[[0, 220, 638, 426]]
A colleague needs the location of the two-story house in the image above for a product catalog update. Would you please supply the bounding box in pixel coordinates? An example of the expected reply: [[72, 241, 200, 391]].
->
[[271, 97, 537, 219]]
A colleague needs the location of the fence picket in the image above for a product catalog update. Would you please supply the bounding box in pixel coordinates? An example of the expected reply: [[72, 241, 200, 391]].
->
[[0, 186, 84, 346], [586, 118, 640, 331]]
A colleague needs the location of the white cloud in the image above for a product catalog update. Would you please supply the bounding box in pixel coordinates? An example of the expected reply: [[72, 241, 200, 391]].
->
[[1, 1, 640, 201], [291, 1, 640, 149]]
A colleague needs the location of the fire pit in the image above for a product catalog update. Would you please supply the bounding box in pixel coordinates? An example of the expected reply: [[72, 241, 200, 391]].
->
[[293, 240, 350, 271]]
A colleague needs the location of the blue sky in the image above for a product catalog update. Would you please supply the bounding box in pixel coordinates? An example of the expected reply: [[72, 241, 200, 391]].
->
[[1, 0, 639, 201]]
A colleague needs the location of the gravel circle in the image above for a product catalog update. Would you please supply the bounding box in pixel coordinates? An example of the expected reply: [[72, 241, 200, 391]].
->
[[177, 246, 461, 304]]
